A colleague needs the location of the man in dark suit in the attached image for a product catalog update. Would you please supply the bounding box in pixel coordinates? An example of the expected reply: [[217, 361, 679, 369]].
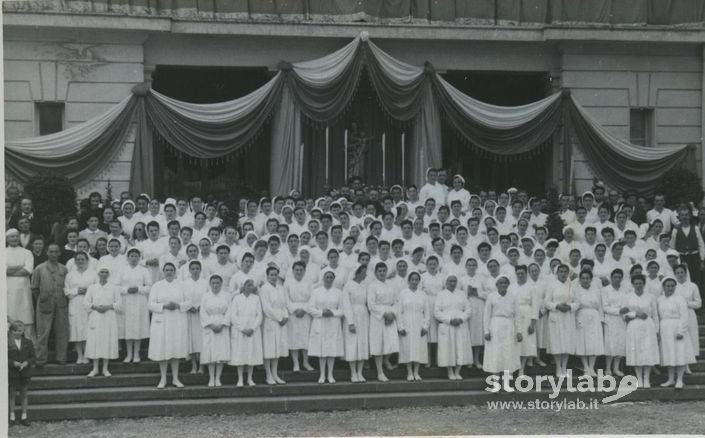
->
[[9, 197, 45, 236]]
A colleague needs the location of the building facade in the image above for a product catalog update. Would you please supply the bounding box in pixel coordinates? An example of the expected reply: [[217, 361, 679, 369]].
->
[[4, 2, 705, 198]]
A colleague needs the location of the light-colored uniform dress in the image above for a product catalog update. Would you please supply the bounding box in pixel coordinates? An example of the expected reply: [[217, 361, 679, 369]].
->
[[284, 277, 313, 350], [420, 271, 444, 343], [84, 282, 121, 359], [6, 246, 34, 326], [97, 255, 126, 285], [434, 288, 473, 367], [260, 282, 289, 359], [227, 293, 264, 366], [341, 280, 370, 361], [64, 268, 96, 342], [530, 277, 549, 350], [199, 290, 231, 364], [306, 286, 344, 358], [229, 270, 255, 296], [367, 279, 400, 356], [117, 264, 152, 340], [601, 284, 627, 356], [510, 281, 539, 357], [459, 273, 486, 347], [147, 279, 190, 361], [675, 280, 702, 354], [544, 278, 576, 355], [396, 287, 430, 364], [573, 284, 605, 356], [137, 238, 168, 284], [624, 291, 660, 366], [482, 291, 520, 373], [182, 276, 208, 354], [658, 293, 696, 366]]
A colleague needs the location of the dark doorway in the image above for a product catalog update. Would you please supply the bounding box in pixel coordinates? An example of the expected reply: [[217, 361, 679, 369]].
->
[[440, 71, 552, 195], [151, 66, 273, 202]]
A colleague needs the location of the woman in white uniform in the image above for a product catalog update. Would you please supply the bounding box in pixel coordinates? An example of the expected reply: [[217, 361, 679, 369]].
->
[[483, 275, 521, 375], [148, 263, 190, 389], [673, 264, 702, 374], [228, 279, 263, 387], [601, 268, 627, 376], [367, 262, 400, 381], [459, 258, 486, 368], [435, 275, 473, 380], [182, 260, 208, 374], [622, 274, 660, 388], [420, 256, 444, 365], [341, 264, 370, 382], [285, 261, 315, 372], [199, 274, 231, 387], [510, 265, 539, 375], [118, 248, 152, 363], [527, 263, 548, 367], [396, 271, 429, 381], [64, 252, 96, 364], [544, 264, 576, 377], [6, 229, 35, 339], [307, 269, 345, 384], [260, 267, 289, 385], [84, 267, 121, 377], [573, 270, 604, 376], [658, 277, 696, 389]]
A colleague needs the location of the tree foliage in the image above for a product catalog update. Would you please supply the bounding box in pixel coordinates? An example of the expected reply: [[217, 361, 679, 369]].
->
[[23, 174, 77, 230]]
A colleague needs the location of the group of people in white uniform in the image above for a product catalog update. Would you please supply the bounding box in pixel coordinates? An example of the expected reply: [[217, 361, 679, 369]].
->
[[6, 168, 702, 390]]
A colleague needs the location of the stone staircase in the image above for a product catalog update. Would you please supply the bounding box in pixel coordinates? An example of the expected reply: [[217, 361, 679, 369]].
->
[[21, 318, 705, 421]]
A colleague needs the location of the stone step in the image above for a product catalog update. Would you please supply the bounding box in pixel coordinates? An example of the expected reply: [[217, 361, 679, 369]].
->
[[24, 384, 705, 422]]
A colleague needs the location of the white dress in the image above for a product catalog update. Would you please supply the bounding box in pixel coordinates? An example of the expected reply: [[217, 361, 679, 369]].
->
[[658, 293, 696, 366], [623, 292, 660, 366], [341, 280, 370, 361], [510, 281, 539, 357], [544, 278, 576, 355], [420, 271, 445, 343], [675, 280, 702, 353], [367, 279, 400, 356], [260, 282, 289, 359], [84, 282, 121, 359], [227, 293, 263, 366], [229, 270, 255, 295], [573, 284, 605, 356], [459, 273, 487, 346], [6, 246, 34, 325], [434, 289, 473, 367], [147, 279, 190, 361], [306, 286, 344, 357], [396, 288, 430, 364], [530, 278, 549, 350], [97, 254, 127, 285], [482, 291, 520, 373], [181, 276, 208, 354], [117, 264, 152, 340], [601, 285, 627, 356], [64, 268, 96, 342], [284, 277, 313, 350], [199, 290, 231, 363], [137, 238, 169, 284]]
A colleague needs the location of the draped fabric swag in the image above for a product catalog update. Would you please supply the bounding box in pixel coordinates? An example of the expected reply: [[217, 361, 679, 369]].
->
[[4, 32, 689, 197]]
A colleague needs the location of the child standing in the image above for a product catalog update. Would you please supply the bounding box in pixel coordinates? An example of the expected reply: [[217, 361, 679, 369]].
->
[[8, 320, 35, 426]]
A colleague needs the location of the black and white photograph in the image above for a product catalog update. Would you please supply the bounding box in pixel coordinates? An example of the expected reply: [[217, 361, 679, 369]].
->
[[2, 0, 705, 436]]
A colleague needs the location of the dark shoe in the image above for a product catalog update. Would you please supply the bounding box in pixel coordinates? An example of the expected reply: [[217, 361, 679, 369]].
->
[[8, 419, 16, 427], [20, 419, 31, 426]]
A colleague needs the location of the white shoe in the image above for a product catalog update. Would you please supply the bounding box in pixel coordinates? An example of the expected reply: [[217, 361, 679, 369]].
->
[[327, 376, 336, 384], [208, 381, 215, 387], [215, 380, 222, 387], [173, 380, 184, 388], [236, 381, 244, 388], [123, 357, 132, 363], [247, 380, 256, 387], [414, 374, 423, 381], [157, 380, 166, 389], [660, 380, 675, 387], [318, 377, 326, 384], [274, 376, 286, 384], [102, 370, 112, 377], [377, 374, 389, 382], [407, 375, 414, 381], [87, 370, 98, 377]]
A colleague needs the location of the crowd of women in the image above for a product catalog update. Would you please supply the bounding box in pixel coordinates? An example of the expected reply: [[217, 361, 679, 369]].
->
[[5, 169, 702, 390]]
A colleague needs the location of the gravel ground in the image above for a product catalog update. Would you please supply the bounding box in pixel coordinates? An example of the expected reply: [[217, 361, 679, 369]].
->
[[7, 401, 705, 437]]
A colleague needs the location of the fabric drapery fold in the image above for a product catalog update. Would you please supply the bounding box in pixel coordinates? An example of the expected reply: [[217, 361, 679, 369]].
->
[[5, 95, 139, 186], [365, 40, 428, 121], [567, 97, 688, 194], [410, 81, 442, 186], [434, 74, 564, 155], [144, 73, 284, 158], [129, 97, 154, 196], [287, 36, 364, 123], [270, 85, 303, 194]]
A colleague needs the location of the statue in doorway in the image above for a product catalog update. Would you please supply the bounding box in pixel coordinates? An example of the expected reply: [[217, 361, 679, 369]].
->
[[348, 122, 371, 181]]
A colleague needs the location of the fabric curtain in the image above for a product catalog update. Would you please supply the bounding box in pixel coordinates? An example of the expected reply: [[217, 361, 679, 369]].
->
[[5, 95, 138, 186], [434, 74, 564, 155], [567, 97, 689, 194], [410, 82, 442, 187], [287, 36, 364, 123], [365, 40, 428, 121], [551, 0, 611, 24], [270, 85, 303, 195], [129, 97, 154, 196], [144, 73, 284, 158]]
